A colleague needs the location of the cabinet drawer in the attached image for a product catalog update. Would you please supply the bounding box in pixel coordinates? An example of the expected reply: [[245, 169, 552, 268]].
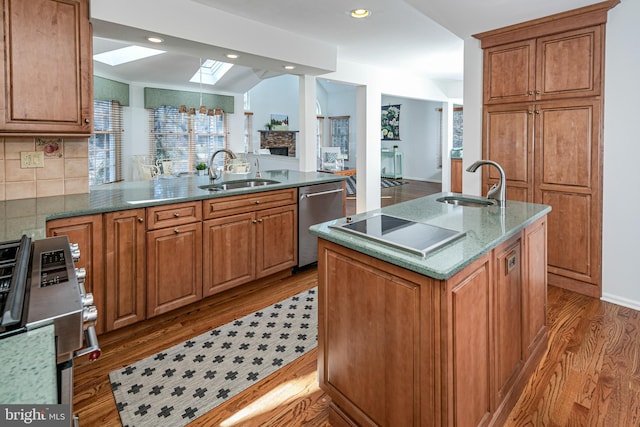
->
[[203, 188, 297, 219], [146, 201, 202, 230]]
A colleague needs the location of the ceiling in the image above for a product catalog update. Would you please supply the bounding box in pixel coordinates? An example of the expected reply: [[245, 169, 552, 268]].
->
[[92, 0, 603, 93]]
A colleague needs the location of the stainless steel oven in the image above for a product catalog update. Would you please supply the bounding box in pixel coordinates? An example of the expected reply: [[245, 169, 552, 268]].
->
[[0, 235, 100, 425]]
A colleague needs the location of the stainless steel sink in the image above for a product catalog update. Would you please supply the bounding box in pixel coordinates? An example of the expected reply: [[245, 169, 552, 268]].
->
[[198, 178, 279, 191], [436, 195, 496, 208]]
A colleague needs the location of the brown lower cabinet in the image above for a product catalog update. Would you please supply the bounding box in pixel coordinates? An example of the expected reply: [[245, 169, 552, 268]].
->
[[317, 216, 548, 426], [46, 189, 298, 332], [47, 214, 105, 334], [103, 209, 146, 331]]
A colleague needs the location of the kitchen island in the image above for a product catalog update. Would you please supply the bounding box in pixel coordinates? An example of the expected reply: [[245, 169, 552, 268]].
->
[[310, 193, 551, 426]]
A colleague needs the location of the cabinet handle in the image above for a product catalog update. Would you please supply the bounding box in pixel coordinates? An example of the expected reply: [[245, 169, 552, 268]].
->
[[137, 217, 144, 223], [535, 90, 541, 95], [527, 110, 534, 115], [527, 91, 533, 95], [254, 200, 260, 205], [535, 110, 541, 115], [252, 220, 257, 224], [174, 212, 180, 217], [257, 219, 263, 223], [174, 228, 180, 234], [84, 118, 90, 124]]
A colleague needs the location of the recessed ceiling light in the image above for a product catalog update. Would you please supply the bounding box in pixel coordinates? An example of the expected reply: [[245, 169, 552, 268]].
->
[[147, 36, 164, 43], [350, 8, 370, 18], [283, 65, 296, 70], [225, 53, 239, 59]]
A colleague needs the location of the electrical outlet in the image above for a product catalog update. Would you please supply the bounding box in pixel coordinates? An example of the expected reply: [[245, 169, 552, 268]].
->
[[20, 151, 45, 168]]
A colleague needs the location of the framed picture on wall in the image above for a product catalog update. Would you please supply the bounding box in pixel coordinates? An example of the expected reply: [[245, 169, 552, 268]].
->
[[381, 104, 401, 140]]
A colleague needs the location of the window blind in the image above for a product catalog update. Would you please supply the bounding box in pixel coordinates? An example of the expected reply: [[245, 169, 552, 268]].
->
[[90, 100, 123, 185], [148, 106, 228, 174]]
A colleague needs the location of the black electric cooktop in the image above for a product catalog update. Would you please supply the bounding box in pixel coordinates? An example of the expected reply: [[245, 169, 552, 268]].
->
[[330, 214, 466, 257]]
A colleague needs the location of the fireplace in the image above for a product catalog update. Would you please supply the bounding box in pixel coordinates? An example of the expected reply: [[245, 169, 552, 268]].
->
[[259, 130, 297, 156], [269, 146, 289, 156]]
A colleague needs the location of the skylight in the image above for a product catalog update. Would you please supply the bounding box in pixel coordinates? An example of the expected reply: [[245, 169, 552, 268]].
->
[[190, 59, 233, 86], [94, 46, 166, 66]]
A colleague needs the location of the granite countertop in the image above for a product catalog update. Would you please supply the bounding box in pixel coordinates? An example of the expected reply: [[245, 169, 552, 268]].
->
[[309, 192, 551, 280], [0, 325, 57, 404], [0, 170, 345, 242]]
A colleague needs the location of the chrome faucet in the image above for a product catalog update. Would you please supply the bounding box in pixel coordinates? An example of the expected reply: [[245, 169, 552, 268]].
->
[[254, 158, 261, 178], [466, 160, 507, 208], [208, 149, 237, 180]]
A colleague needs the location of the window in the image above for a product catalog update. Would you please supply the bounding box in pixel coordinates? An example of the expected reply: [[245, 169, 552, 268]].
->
[[90, 100, 122, 185], [148, 106, 228, 174], [244, 111, 253, 153]]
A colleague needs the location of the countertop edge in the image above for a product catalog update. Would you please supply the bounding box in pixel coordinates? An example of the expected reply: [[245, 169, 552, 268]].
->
[[310, 194, 551, 280]]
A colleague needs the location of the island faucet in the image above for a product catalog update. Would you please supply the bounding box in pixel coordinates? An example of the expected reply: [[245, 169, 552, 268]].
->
[[208, 149, 237, 181], [466, 160, 507, 208]]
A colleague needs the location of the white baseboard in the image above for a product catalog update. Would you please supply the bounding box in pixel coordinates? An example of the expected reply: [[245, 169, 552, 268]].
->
[[601, 293, 640, 311]]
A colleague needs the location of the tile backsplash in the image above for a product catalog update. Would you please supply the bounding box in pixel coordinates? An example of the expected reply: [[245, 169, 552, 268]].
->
[[0, 137, 89, 200]]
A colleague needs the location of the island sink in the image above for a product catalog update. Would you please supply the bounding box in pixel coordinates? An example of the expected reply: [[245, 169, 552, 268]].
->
[[330, 214, 465, 257], [199, 178, 279, 191], [436, 195, 496, 208]]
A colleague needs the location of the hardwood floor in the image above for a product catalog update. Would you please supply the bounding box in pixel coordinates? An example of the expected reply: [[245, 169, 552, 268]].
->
[[75, 269, 640, 427], [74, 183, 640, 426], [346, 178, 442, 216], [74, 268, 331, 427]]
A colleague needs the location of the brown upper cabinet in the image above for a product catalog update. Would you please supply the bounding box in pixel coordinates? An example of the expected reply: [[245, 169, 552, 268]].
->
[[483, 26, 603, 104], [0, 0, 93, 135]]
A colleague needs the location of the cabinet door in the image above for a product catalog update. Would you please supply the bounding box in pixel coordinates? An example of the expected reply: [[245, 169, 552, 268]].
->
[[535, 99, 602, 293], [203, 212, 255, 297], [146, 222, 202, 317], [104, 209, 146, 331], [483, 103, 534, 203], [256, 205, 297, 278], [522, 217, 547, 356], [536, 26, 602, 101], [493, 236, 523, 405], [484, 40, 535, 104], [451, 158, 463, 193], [47, 214, 104, 334], [448, 255, 492, 427], [0, 0, 92, 134]]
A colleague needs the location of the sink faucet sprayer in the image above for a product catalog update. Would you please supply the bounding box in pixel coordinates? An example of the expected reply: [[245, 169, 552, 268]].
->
[[466, 160, 507, 208], [209, 149, 236, 181]]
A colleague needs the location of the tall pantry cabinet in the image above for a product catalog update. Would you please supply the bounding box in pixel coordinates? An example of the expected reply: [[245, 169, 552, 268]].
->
[[474, 0, 619, 298]]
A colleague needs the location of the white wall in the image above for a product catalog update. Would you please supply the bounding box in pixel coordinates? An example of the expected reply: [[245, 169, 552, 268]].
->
[[247, 74, 299, 143], [601, 0, 640, 310], [381, 96, 442, 182]]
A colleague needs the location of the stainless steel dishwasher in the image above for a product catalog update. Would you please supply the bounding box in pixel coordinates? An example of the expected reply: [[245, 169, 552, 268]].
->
[[298, 181, 345, 267]]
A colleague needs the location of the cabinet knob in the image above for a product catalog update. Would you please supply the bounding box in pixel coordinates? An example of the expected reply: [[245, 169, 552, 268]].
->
[[137, 217, 144, 223], [527, 110, 534, 115], [527, 91, 533, 95], [535, 90, 541, 95], [84, 118, 90, 124], [252, 220, 257, 224], [174, 228, 180, 234], [535, 110, 541, 115], [174, 212, 180, 217], [257, 219, 263, 223], [255, 200, 260, 205]]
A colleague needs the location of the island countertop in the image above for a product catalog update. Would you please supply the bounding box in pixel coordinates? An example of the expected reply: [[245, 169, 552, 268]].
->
[[0, 170, 345, 242], [309, 192, 551, 280]]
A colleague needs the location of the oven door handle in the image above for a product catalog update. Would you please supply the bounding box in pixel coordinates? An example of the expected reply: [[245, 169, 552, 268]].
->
[[73, 326, 101, 361]]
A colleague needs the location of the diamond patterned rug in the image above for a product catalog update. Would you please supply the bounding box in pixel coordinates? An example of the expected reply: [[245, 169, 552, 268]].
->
[[345, 175, 408, 196], [109, 287, 317, 427]]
